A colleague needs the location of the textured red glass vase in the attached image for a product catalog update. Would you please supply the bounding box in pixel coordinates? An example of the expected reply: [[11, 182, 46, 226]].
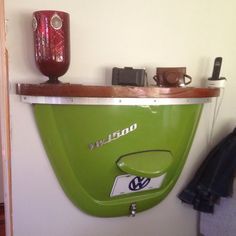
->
[[33, 10, 70, 83]]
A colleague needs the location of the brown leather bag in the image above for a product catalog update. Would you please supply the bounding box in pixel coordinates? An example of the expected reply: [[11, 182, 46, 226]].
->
[[153, 67, 192, 87]]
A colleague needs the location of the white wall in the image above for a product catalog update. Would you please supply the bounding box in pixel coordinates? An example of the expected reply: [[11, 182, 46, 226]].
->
[[6, 0, 236, 235]]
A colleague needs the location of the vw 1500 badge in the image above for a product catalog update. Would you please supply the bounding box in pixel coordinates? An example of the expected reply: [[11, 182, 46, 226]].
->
[[89, 123, 137, 150]]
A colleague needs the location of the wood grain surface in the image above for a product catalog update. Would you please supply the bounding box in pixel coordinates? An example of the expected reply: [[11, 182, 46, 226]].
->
[[16, 83, 220, 98]]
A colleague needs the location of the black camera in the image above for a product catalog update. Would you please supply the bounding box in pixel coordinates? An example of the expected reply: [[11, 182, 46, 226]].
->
[[112, 67, 147, 86]]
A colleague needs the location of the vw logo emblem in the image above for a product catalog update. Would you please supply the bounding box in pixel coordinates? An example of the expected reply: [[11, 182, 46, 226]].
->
[[129, 176, 151, 191]]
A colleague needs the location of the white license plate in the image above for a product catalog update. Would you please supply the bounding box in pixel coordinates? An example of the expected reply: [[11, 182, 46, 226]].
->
[[110, 174, 165, 197]]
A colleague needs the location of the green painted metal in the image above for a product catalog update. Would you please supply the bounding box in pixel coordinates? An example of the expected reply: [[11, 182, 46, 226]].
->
[[34, 104, 203, 217], [117, 151, 173, 178]]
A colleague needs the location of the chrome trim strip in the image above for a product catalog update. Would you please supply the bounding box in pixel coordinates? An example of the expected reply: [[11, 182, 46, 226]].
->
[[20, 96, 212, 105]]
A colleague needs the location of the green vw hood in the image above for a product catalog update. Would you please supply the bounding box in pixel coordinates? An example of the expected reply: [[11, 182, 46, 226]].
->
[[34, 104, 202, 217]]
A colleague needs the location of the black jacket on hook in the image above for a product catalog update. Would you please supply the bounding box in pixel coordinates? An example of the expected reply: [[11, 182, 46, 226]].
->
[[178, 128, 236, 213]]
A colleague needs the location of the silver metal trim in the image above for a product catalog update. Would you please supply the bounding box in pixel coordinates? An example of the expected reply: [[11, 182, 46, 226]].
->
[[20, 96, 212, 105]]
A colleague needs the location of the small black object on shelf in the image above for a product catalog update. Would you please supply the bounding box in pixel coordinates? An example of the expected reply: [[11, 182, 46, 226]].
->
[[112, 67, 147, 87]]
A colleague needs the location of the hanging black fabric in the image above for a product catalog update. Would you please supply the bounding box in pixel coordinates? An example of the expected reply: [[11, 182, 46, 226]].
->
[[178, 128, 236, 213]]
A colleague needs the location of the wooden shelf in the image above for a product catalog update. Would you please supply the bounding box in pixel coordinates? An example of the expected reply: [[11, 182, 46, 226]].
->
[[16, 83, 220, 98]]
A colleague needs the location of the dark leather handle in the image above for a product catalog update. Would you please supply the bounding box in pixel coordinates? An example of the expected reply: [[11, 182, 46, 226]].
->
[[184, 74, 192, 85], [153, 75, 159, 83]]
